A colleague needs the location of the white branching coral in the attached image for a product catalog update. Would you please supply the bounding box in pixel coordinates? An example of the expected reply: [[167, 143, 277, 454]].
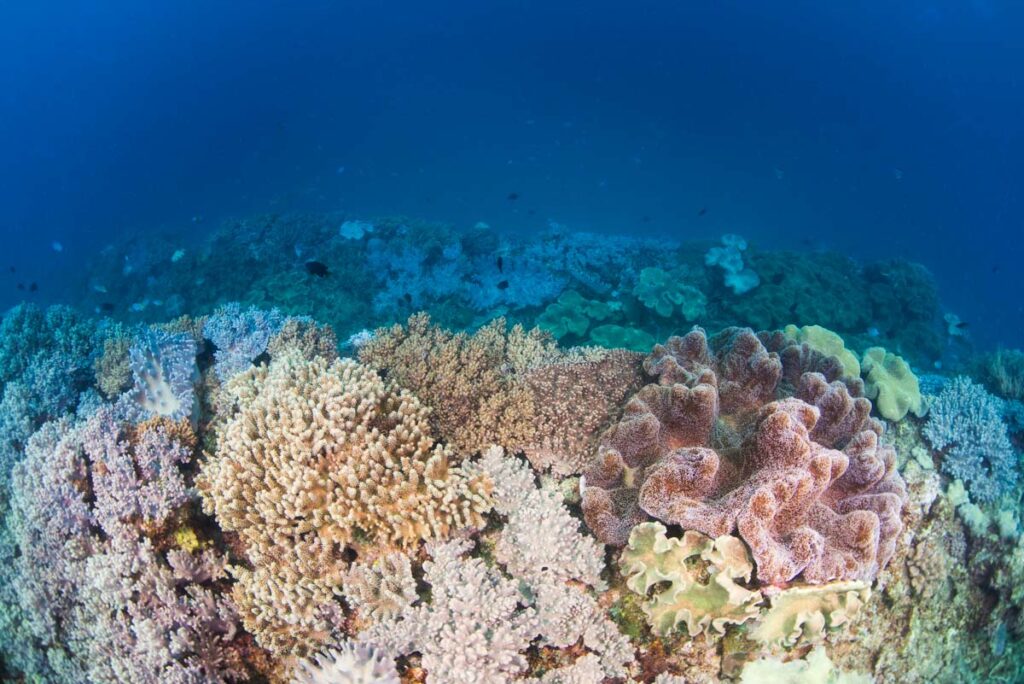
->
[[356, 448, 634, 682], [364, 538, 537, 683], [292, 641, 399, 684], [478, 446, 606, 589], [197, 350, 492, 655], [342, 553, 418, 623]]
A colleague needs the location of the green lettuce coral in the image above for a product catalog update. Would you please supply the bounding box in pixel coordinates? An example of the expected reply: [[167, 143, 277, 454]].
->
[[618, 522, 762, 637], [749, 581, 870, 648], [861, 347, 924, 421], [633, 267, 707, 320], [536, 290, 614, 339], [783, 324, 860, 380]]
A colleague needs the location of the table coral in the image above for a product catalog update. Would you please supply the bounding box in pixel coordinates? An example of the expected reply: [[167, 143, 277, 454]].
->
[[581, 327, 907, 586], [197, 349, 491, 654]]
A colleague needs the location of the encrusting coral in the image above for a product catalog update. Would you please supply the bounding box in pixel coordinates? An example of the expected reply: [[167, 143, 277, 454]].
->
[[196, 349, 492, 655], [581, 327, 907, 586]]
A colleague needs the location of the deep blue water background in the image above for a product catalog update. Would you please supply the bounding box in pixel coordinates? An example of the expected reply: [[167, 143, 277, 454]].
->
[[1, 0, 1021, 349]]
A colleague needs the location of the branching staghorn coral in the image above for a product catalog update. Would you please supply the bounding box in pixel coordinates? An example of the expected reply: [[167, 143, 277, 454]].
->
[[4, 410, 247, 683], [923, 375, 1017, 503], [197, 349, 491, 655], [356, 448, 633, 683], [582, 327, 907, 586], [358, 313, 551, 453]]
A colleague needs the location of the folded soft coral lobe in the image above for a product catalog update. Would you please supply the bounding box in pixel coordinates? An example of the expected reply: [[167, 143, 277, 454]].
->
[[583, 327, 907, 587]]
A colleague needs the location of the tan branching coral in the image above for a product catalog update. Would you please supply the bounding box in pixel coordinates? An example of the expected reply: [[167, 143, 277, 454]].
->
[[519, 348, 646, 476], [94, 336, 133, 398], [582, 327, 907, 586], [267, 318, 339, 362], [197, 350, 491, 655], [359, 313, 551, 453]]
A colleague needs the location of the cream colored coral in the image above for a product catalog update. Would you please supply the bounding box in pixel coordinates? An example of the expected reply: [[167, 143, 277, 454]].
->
[[197, 350, 491, 654], [750, 580, 870, 648]]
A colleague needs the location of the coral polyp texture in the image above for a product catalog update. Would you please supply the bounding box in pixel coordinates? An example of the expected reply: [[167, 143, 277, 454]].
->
[[196, 349, 492, 655], [581, 327, 907, 586]]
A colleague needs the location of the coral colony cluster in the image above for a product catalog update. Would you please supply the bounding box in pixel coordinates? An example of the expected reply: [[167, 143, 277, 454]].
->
[[1, 215, 1023, 683]]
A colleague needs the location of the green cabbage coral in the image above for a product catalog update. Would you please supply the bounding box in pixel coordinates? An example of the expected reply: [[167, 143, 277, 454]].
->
[[537, 290, 614, 339], [783, 324, 860, 380], [749, 581, 870, 648], [633, 267, 707, 320], [619, 522, 761, 637], [861, 347, 924, 421], [589, 324, 656, 352]]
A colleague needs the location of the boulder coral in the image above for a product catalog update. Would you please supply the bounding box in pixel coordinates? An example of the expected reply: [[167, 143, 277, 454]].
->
[[581, 327, 907, 586]]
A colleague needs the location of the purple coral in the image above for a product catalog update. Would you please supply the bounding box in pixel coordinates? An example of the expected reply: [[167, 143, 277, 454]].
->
[[203, 303, 286, 381], [923, 375, 1017, 503], [582, 327, 906, 586]]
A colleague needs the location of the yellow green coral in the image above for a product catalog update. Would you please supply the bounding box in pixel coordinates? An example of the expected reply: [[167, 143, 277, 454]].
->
[[618, 522, 762, 637], [783, 324, 860, 380], [739, 647, 872, 684], [749, 581, 870, 648], [589, 324, 656, 352], [861, 346, 924, 421]]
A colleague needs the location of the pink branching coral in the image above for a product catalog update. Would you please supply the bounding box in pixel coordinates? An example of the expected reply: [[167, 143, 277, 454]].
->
[[581, 327, 906, 586]]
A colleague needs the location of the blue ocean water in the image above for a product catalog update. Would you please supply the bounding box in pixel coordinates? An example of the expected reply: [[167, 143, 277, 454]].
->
[[1, 1, 1021, 348]]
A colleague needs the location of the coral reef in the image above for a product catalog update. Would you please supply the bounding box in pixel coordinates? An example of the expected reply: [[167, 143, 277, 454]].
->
[[203, 302, 286, 381], [292, 642, 399, 684], [983, 348, 1024, 400], [705, 234, 759, 295], [582, 327, 907, 586], [124, 327, 199, 422], [633, 267, 707, 320], [197, 349, 491, 654]]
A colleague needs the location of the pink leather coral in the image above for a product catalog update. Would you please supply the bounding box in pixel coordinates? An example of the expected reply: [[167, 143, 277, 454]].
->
[[581, 327, 906, 586]]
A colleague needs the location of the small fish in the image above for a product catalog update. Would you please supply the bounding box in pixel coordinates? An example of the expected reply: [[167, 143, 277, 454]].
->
[[992, 265, 1000, 274], [403, 293, 412, 305], [98, 302, 115, 313], [16, 283, 24, 291], [953, 321, 969, 329], [697, 207, 707, 217], [8, 266, 14, 273], [304, 260, 329, 277], [51, 241, 63, 252], [496, 280, 509, 290], [497, 256, 504, 273], [507, 192, 520, 201], [29, 282, 38, 292]]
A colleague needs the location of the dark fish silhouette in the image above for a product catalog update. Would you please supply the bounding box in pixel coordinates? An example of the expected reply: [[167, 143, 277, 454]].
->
[[953, 321, 969, 329], [8, 266, 13, 273], [403, 293, 412, 305], [29, 282, 38, 292], [497, 256, 504, 273], [16, 283, 24, 290], [507, 192, 520, 201], [99, 302, 115, 313], [304, 260, 329, 277], [697, 207, 707, 217], [496, 280, 509, 290]]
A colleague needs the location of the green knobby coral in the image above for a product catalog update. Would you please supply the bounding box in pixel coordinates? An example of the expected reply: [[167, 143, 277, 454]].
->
[[619, 522, 762, 637], [633, 267, 707, 320], [861, 347, 924, 421], [749, 581, 870, 648], [537, 290, 614, 339]]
